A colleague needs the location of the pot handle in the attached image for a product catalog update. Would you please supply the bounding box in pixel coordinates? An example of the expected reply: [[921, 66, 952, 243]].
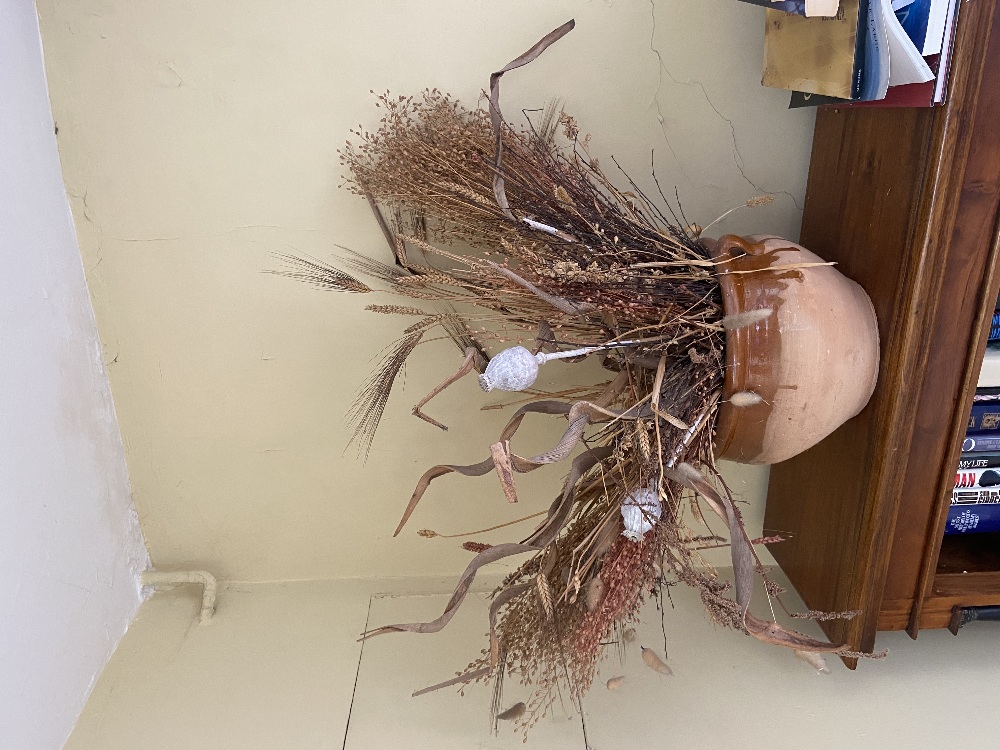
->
[[713, 234, 769, 259]]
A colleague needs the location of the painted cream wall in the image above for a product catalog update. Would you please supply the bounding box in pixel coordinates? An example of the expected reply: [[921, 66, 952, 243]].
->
[[37, 0, 813, 582], [0, 3, 149, 748]]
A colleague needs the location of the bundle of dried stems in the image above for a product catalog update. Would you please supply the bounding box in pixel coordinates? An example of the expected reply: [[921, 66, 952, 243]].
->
[[277, 20, 875, 738]]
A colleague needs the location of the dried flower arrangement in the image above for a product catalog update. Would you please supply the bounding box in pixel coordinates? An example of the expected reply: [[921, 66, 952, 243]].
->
[[279, 19, 878, 737]]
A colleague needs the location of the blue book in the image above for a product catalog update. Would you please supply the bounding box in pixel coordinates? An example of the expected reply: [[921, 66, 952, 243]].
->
[[962, 433, 1000, 453], [968, 402, 1000, 432], [947, 488, 1000, 534], [895, 0, 949, 55], [859, 0, 885, 101]]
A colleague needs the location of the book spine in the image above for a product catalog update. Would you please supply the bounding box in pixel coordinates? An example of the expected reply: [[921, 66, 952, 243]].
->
[[955, 467, 1000, 489], [962, 434, 1000, 452], [946, 497, 1000, 534], [852, 0, 870, 99], [968, 402, 1000, 431], [957, 452, 1000, 469]]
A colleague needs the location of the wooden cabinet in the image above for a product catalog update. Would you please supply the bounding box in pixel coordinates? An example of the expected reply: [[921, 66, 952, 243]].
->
[[763, 0, 1000, 665]]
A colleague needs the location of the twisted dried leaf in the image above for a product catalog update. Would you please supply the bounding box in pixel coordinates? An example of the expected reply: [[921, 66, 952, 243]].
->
[[361, 543, 537, 640], [394, 374, 627, 537], [489, 19, 576, 217], [491, 439, 519, 503], [411, 667, 491, 698], [665, 462, 753, 619], [744, 612, 845, 653]]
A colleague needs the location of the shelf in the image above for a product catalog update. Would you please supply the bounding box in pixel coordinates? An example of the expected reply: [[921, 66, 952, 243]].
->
[[763, 0, 1000, 658], [937, 532, 1000, 574]]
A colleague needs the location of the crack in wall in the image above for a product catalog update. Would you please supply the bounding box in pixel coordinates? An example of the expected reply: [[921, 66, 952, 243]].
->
[[66, 200, 331, 247], [647, 0, 803, 211], [646, 0, 712, 191]]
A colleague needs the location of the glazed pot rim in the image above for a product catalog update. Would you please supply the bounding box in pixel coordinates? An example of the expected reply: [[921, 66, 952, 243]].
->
[[709, 235, 774, 461]]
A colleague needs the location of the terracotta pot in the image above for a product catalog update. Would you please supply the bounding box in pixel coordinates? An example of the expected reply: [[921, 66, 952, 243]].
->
[[712, 234, 879, 465]]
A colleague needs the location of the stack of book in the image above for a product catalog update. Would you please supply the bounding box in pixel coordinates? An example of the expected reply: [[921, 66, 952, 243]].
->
[[742, 0, 961, 107], [950, 389, 1000, 534], [976, 292, 1000, 386]]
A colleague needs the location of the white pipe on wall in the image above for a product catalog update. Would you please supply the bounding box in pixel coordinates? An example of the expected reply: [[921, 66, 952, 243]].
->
[[141, 571, 218, 624]]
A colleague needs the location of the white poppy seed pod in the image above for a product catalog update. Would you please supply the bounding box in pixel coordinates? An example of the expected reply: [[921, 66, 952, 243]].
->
[[621, 486, 662, 542], [478, 346, 541, 392], [479, 340, 643, 393]]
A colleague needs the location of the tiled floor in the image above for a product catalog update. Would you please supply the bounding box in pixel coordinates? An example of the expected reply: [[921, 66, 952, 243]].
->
[[351, 579, 1000, 750], [67, 570, 1000, 750]]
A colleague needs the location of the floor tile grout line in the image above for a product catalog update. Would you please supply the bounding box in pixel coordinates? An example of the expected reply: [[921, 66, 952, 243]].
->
[[341, 594, 373, 750]]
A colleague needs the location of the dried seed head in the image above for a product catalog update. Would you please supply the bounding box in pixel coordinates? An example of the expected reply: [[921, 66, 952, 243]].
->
[[635, 421, 651, 461], [585, 578, 606, 612], [606, 675, 625, 690], [365, 304, 428, 316], [622, 627, 637, 643], [536, 573, 554, 620], [794, 650, 831, 674], [729, 390, 764, 407], [462, 541, 492, 553], [568, 572, 582, 604], [641, 646, 672, 675], [746, 194, 775, 208], [591, 521, 618, 561], [721, 307, 773, 330], [497, 702, 526, 721], [688, 346, 710, 364]]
